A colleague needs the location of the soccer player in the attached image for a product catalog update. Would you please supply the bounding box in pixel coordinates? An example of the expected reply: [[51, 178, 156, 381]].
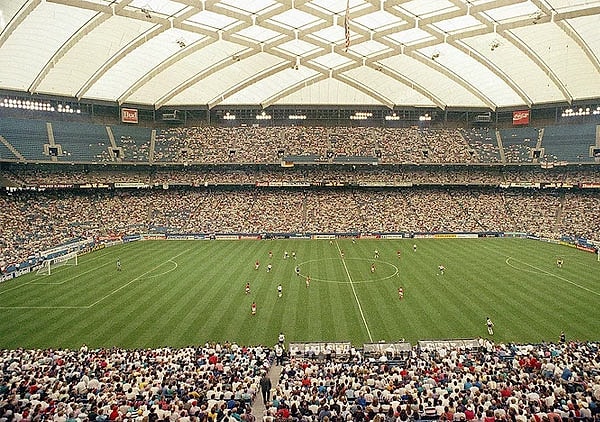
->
[[295, 266, 300, 276], [116, 259, 121, 271], [486, 317, 494, 335], [556, 257, 563, 268], [438, 264, 445, 275], [292, 251, 296, 260], [278, 332, 285, 345], [283, 250, 289, 259], [277, 283, 282, 298], [251, 302, 257, 316], [245, 282, 250, 295], [340, 250, 344, 259], [413, 244, 417, 252], [371, 263, 376, 273], [398, 287, 404, 300], [305, 275, 310, 288], [374, 249, 379, 259], [255, 260, 260, 270], [397, 250, 401, 259], [267, 263, 272, 273]]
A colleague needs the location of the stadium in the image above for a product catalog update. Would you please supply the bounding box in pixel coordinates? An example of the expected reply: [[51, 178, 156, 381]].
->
[[1, 0, 600, 421]]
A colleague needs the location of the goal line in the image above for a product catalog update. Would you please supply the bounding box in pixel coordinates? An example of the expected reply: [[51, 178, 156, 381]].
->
[[36, 251, 79, 276]]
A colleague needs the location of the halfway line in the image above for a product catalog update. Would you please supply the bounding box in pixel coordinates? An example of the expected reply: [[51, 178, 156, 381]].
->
[[335, 241, 373, 342]]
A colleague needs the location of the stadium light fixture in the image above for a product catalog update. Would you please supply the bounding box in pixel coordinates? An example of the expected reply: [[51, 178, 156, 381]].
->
[[419, 114, 432, 121], [256, 111, 272, 120], [385, 113, 400, 121], [350, 111, 372, 120], [561, 107, 596, 117], [0, 97, 80, 114], [223, 112, 236, 120], [288, 114, 306, 120]]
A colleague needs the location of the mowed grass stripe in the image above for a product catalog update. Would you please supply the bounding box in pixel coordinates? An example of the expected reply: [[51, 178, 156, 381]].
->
[[0, 238, 598, 349]]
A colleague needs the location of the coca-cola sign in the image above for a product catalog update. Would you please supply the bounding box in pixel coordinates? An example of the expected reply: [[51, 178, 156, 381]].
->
[[512, 110, 529, 125]]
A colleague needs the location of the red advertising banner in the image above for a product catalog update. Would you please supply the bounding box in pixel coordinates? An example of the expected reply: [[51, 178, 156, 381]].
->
[[512, 110, 529, 125], [121, 107, 138, 124]]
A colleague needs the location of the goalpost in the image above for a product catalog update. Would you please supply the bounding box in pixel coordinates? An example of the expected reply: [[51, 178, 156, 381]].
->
[[36, 251, 79, 275]]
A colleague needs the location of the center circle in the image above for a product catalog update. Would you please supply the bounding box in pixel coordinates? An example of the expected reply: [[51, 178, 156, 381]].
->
[[295, 257, 399, 284]]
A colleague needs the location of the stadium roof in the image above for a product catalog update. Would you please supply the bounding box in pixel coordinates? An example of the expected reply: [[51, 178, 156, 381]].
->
[[0, 0, 599, 111]]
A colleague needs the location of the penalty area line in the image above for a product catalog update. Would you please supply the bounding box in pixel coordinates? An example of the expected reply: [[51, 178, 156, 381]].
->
[[86, 249, 192, 308], [507, 256, 600, 297], [335, 241, 373, 343], [143, 260, 179, 279]]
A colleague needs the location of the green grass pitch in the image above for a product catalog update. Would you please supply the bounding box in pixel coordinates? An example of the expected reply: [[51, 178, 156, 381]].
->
[[0, 238, 598, 350]]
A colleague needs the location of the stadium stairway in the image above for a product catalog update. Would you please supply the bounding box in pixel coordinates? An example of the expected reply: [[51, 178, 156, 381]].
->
[[252, 364, 282, 418], [554, 194, 565, 234], [0, 135, 25, 161]]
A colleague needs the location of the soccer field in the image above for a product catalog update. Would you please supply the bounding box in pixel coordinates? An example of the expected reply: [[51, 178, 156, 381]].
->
[[0, 238, 598, 350]]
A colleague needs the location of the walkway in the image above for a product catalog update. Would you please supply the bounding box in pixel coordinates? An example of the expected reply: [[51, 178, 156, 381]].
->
[[251, 364, 282, 418]]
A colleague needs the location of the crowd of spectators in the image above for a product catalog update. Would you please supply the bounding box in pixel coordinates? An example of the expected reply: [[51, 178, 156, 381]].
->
[[149, 126, 509, 165], [2, 120, 597, 166], [0, 342, 269, 422], [1, 186, 599, 271], [3, 165, 600, 189], [0, 340, 599, 422], [269, 340, 600, 422]]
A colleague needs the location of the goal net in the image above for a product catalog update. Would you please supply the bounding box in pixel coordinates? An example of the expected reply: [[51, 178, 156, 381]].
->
[[36, 251, 79, 275]]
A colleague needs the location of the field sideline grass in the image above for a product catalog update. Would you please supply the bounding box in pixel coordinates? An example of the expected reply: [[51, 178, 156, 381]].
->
[[0, 238, 598, 350]]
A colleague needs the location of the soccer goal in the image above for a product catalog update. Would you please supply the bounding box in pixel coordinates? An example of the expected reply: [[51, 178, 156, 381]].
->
[[36, 251, 79, 275]]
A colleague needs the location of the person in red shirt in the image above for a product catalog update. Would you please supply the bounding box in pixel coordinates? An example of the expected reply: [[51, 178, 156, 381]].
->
[[464, 405, 475, 420]]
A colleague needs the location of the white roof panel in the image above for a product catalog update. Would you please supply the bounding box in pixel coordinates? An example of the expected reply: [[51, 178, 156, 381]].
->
[[127, 40, 243, 105], [397, 0, 458, 19], [84, 28, 199, 101], [275, 77, 383, 105], [510, 23, 600, 100], [430, 14, 487, 35], [166, 52, 284, 106], [0, 0, 598, 109], [36, 16, 156, 98], [460, 33, 565, 105], [267, 9, 323, 31], [0, 2, 95, 91], [343, 67, 435, 107], [379, 54, 487, 108]]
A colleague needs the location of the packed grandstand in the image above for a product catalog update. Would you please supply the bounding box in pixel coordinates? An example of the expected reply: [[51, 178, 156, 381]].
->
[[2, 0, 600, 419], [1, 117, 600, 422], [1, 120, 599, 274], [0, 339, 598, 422]]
